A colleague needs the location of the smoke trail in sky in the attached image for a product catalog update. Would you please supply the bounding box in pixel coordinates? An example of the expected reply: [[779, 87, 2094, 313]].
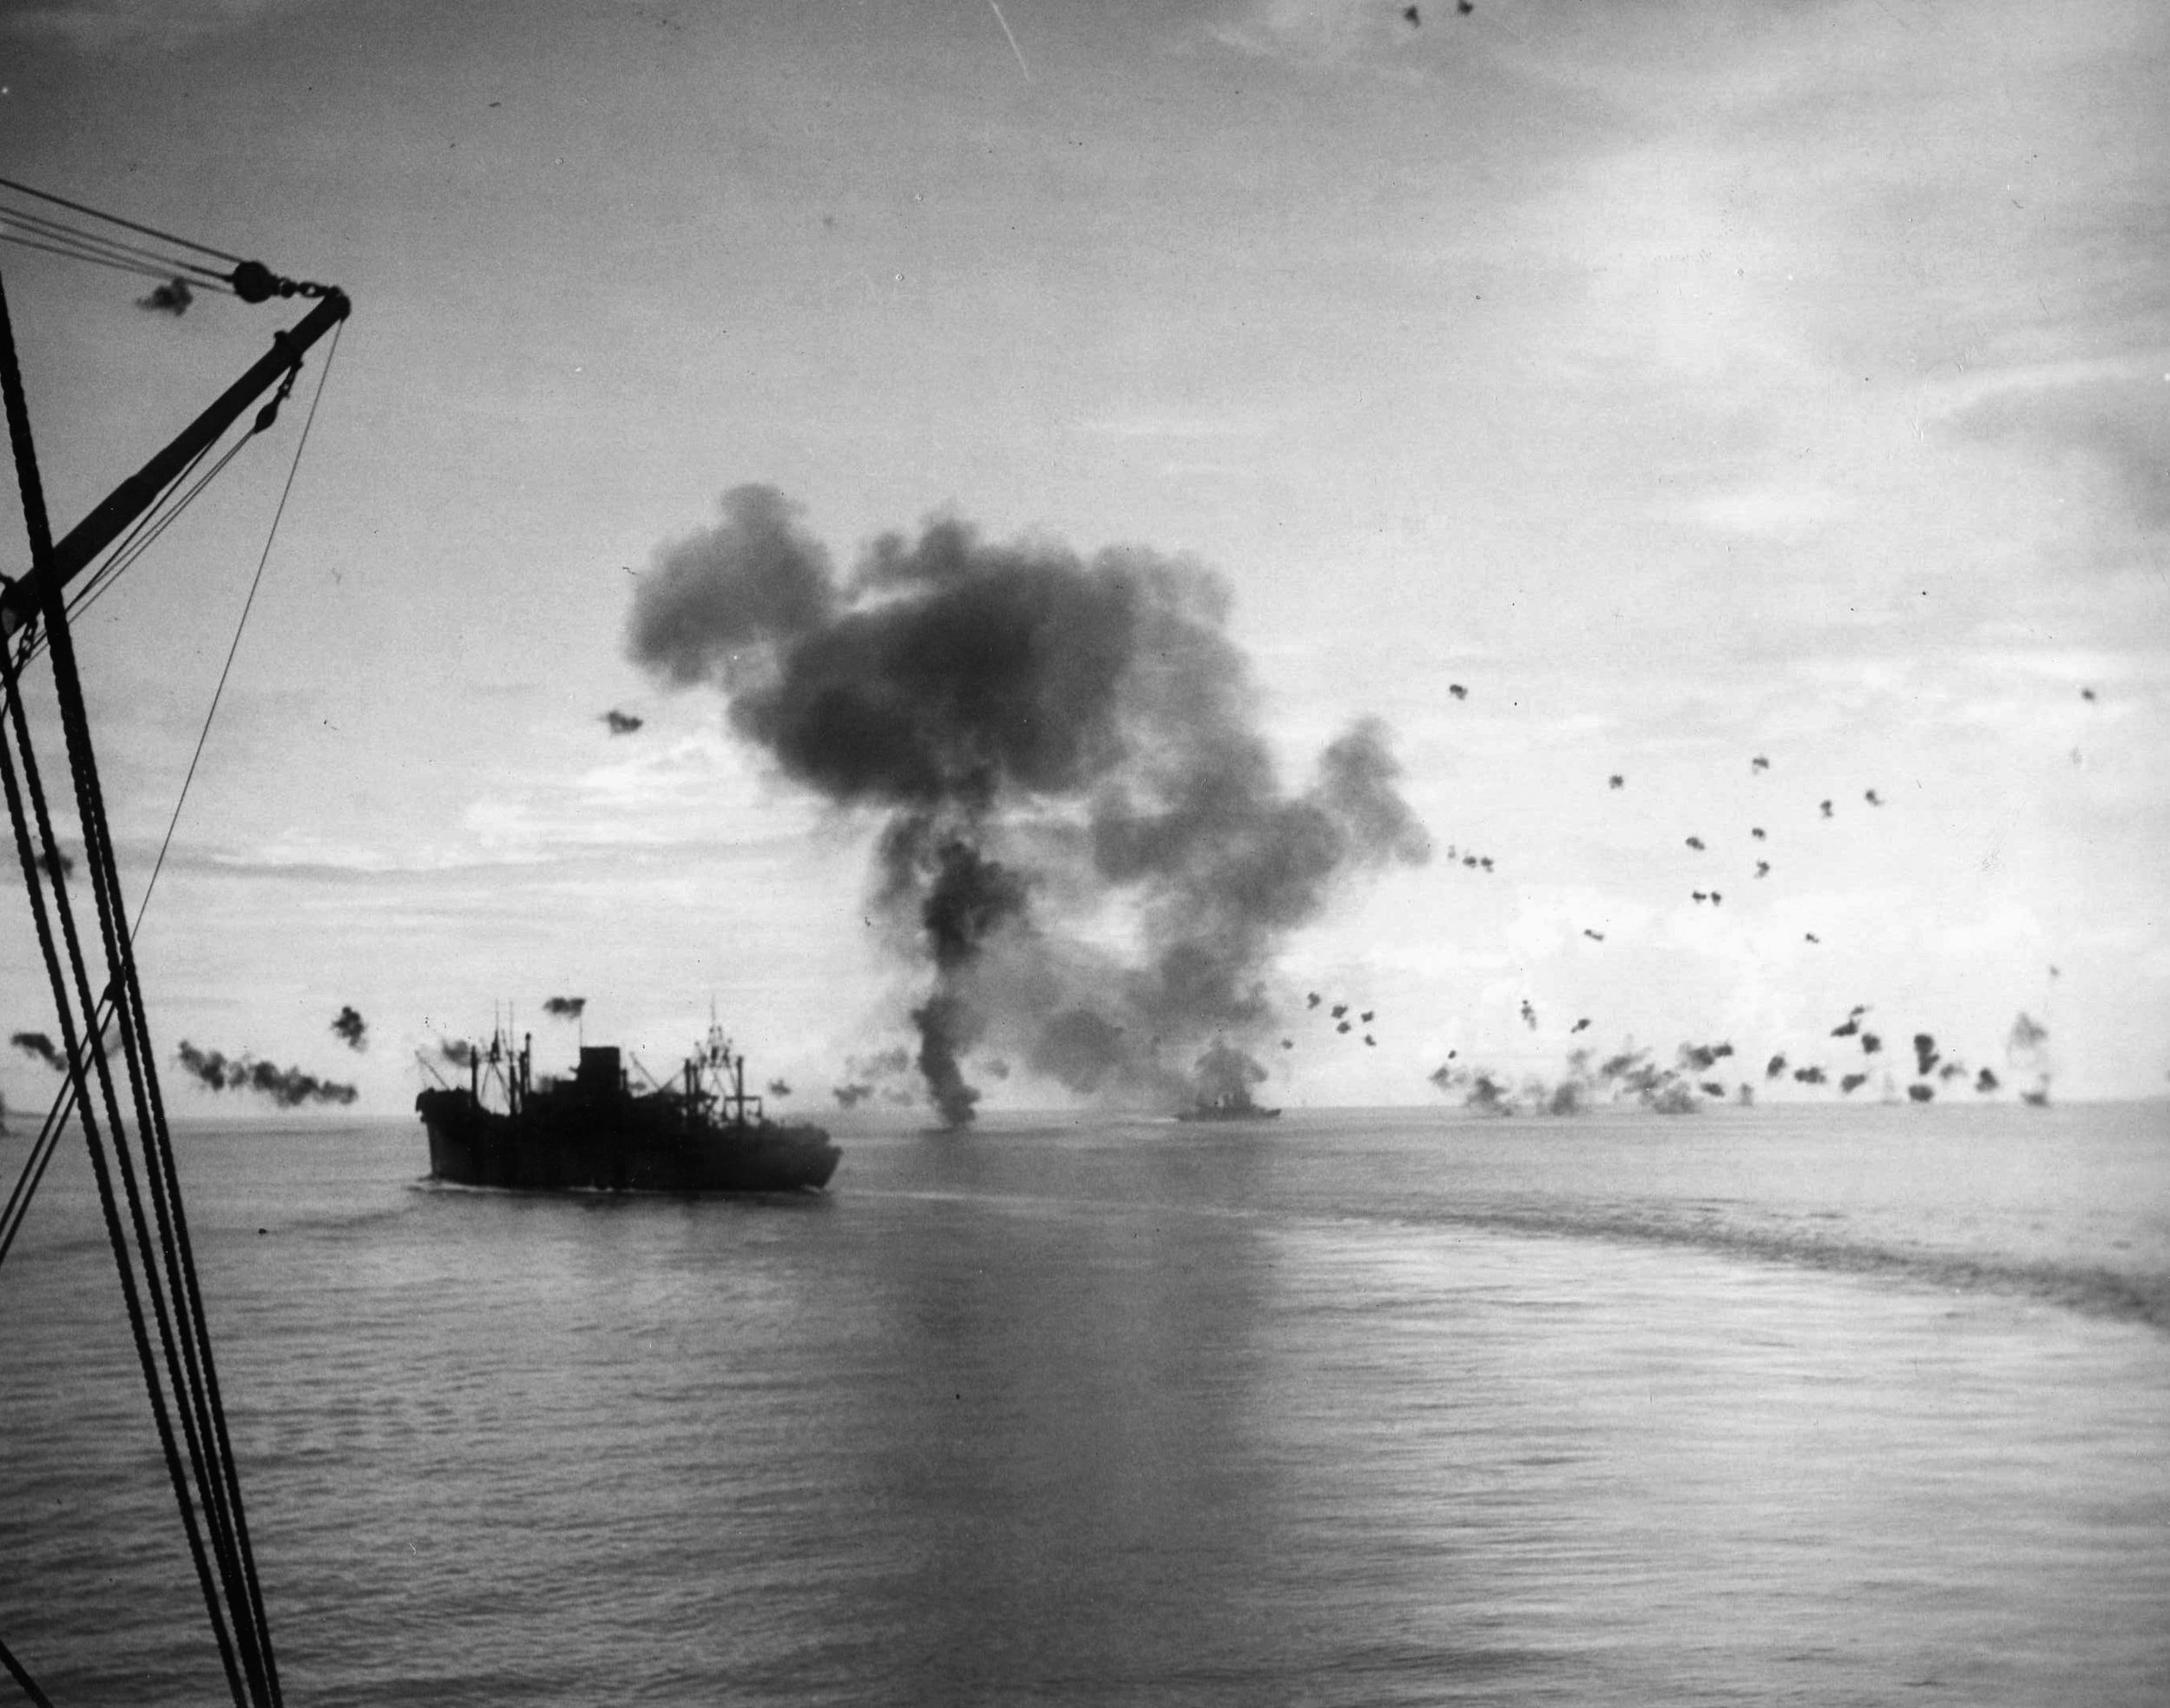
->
[[174, 1042, 358, 1107], [628, 485, 1430, 1123], [10, 1030, 63, 1073]]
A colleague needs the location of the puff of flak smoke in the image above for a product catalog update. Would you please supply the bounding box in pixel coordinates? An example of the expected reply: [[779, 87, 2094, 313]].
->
[[542, 996, 587, 1022], [626, 485, 1430, 1126], [331, 1006, 368, 1052], [137, 278, 193, 315]]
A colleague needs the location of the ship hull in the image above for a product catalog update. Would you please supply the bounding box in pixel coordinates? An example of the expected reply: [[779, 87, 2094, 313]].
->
[[417, 1087, 839, 1193]]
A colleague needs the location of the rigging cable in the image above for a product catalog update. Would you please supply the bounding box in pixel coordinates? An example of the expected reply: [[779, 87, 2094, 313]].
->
[[0, 175, 248, 265], [0, 180, 332, 305], [140, 317, 340, 926], [1, 323, 337, 1270], [0, 205, 235, 294], [0, 1632, 58, 1708], [0, 276, 277, 1706]]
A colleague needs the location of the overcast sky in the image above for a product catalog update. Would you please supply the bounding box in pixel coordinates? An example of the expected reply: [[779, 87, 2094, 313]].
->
[[2, 0, 2164, 1113]]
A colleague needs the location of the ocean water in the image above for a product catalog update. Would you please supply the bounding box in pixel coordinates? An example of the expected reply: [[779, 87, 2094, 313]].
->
[[3, 1100, 2167, 1705]]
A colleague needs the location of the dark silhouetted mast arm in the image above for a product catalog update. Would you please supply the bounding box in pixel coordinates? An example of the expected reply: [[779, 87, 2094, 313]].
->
[[0, 287, 349, 639]]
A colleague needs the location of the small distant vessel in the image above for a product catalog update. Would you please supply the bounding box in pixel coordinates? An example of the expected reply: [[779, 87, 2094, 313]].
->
[[417, 1019, 839, 1192], [1174, 1092, 1281, 1122]]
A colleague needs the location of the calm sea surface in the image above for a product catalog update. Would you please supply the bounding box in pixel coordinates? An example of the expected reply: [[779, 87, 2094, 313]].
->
[[3, 1101, 2167, 1705]]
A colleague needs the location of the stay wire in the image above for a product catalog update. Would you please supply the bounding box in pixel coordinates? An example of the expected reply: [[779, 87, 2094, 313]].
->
[[0, 207, 233, 289], [27, 336, 285, 1704], [36, 308, 338, 1708], [11, 430, 224, 674], [0, 175, 248, 266], [0, 277, 256, 1706], [0, 227, 233, 295], [1, 336, 320, 1281], [49, 606, 280, 1707], [0, 434, 253, 1708], [139, 316, 341, 932], [0, 1632, 57, 1708], [26, 430, 247, 667]]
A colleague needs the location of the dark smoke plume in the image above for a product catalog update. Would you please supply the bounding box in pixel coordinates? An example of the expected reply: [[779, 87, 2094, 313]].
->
[[174, 1041, 358, 1107], [602, 709, 644, 735], [628, 486, 1430, 1124], [542, 996, 588, 1022], [331, 1006, 368, 1051], [11, 1030, 64, 1073], [438, 1039, 478, 1068]]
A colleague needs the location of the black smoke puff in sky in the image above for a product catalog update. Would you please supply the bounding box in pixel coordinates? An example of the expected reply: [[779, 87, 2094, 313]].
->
[[10, 1030, 64, 1073], [331, 1006, 367, 1051], [174, 1042, 358, 1107], [136, 277, 193, 315], [628, 485, 1430, 1123], [542, 996, 588, 1021]]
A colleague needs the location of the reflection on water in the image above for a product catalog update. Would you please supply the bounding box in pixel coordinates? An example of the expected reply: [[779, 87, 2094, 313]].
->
[[1, 1104, 2166, 1705]]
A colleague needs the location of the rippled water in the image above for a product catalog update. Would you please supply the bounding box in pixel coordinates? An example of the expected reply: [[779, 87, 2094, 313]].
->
[[3, 1101, 2167, 1705]]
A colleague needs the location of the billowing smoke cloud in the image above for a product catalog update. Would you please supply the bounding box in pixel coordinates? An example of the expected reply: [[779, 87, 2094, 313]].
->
[[629, 486, 1430, 1124], [542, 996, 587, 1022], [1190, 1038, 1271, 1113], [602, 709, 644, 735], [10, 1030, 64, 1073], [331, 1006, 368, 1051], [438, 1039, 478, 1069], [174, 1041, 358, 1107]]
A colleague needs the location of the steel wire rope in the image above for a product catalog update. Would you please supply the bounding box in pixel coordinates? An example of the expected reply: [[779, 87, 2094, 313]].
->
[[77, 334, 345, 1708], [0, 440, 253, 1708], [17, 428, 249, 670], [0, 227, 220, 291], [0, 206, 234, 291], [0, 175, 250, 265], [0, 1008, 112, 1268], [1, 329, 328, 1308], [138, 316, 340, 936], [0, 279, 259, 1706], [14, 310, 341, 1708], [22, 351, 293, 1708], [0, 1631, 57, 1708]]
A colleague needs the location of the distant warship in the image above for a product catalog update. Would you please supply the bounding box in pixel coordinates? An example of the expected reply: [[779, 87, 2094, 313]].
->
[[417, 1019, 839, 1192]]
